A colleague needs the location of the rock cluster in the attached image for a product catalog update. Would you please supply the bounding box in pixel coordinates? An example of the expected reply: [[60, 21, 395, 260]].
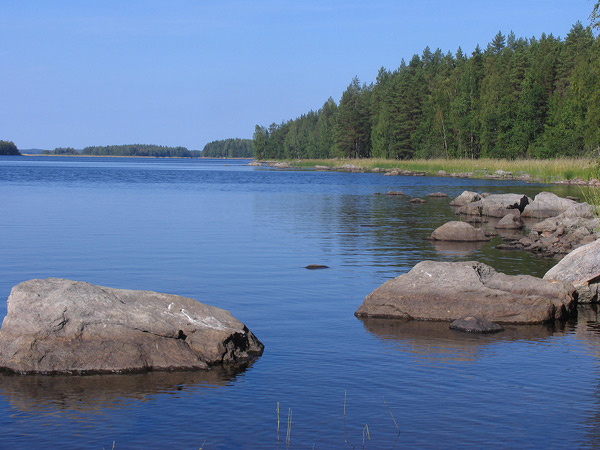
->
[[499, 203, 600, 257], [0, 279, 264, 374], [447, 191, 598, 257]]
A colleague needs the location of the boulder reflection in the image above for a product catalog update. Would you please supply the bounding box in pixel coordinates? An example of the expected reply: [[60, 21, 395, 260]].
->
[[429, 240, 487, 256], [0, 365, 249, 413], [358, 317, 571, 364]]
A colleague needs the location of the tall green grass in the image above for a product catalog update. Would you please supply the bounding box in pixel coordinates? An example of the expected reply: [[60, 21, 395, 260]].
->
[[579, 154, 600, 216], [281, 158, 600, 183]]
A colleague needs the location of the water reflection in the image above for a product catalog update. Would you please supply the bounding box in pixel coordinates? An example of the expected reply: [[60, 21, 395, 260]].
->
[[574, 305, 600, 348], [571, 306, 600, 448], [429, 240, 487, 256], [0, 366, 247, 414], [358, 317, 572, 364]]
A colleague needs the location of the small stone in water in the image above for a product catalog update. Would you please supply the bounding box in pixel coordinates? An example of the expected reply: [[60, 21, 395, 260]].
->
[[449, 316, 504, 333]]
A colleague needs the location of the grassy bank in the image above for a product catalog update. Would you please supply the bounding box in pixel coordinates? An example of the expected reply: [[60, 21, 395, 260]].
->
[[282, 158, 600, 183]]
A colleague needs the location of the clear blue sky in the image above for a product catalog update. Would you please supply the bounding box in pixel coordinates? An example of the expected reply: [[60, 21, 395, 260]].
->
[[1, 0, 596, 150]]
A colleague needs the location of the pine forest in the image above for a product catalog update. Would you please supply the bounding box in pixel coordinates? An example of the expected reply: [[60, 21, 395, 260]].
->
[[253, 23, 600, 161]]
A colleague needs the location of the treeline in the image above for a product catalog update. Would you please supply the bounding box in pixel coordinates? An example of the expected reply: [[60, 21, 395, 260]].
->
[[0, 140, 20, 155], [254, 22, 600, 160], [202, 138, 254, 158], [81, 144, 195, 158], [42, 147, 79, 155]]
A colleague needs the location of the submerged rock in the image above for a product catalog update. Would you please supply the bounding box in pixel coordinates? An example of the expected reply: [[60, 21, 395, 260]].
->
[[0, 278, 264, 374], [430, 221, 489, 242], [449, 316, 504, 333], [355, 261, 576, 324], [305, 264, 329, 270]]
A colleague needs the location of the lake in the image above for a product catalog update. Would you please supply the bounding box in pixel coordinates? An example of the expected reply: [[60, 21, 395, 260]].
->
[[0, 156, 599, 449]]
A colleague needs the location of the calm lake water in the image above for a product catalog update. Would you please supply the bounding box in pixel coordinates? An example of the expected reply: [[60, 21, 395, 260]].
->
[[1, 156, 599, 449]]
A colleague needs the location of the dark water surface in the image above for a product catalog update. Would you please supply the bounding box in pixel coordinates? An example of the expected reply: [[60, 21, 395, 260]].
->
[[1, 156, 599, 449]]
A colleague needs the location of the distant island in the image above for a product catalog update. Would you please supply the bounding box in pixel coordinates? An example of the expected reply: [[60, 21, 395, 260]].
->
[[42, 147, 79, 155], [0, 140, 21, 155], [37, 139, 253, 158], [80, 144, 198, 158]]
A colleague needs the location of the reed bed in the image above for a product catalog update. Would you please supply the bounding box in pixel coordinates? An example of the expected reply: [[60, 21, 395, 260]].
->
[[285, 157, 600, 183]]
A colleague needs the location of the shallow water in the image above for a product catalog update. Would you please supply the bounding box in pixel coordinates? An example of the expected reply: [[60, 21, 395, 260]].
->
[[0, 156, 597, 449]]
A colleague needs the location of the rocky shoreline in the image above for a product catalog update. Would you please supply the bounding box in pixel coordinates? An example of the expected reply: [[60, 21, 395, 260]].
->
[[355, 189, 600, 331], [256, 160, 600, 186]]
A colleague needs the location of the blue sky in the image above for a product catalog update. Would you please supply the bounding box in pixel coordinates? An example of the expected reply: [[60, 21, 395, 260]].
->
[[0, 0, 596, 150]]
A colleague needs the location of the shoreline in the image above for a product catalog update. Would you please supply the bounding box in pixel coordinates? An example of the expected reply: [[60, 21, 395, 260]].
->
[[258, 158, 600, 187], [12, 154, 600, 186]]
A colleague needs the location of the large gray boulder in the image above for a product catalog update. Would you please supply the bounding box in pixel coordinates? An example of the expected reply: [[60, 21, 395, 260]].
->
[[521, 192, 578, 219], [544, 239, 600, 303], [0, 278, 264, 374], [458, 194, 531, 218], [355, 261, 576, 324], [430, 221, 489, 241]]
